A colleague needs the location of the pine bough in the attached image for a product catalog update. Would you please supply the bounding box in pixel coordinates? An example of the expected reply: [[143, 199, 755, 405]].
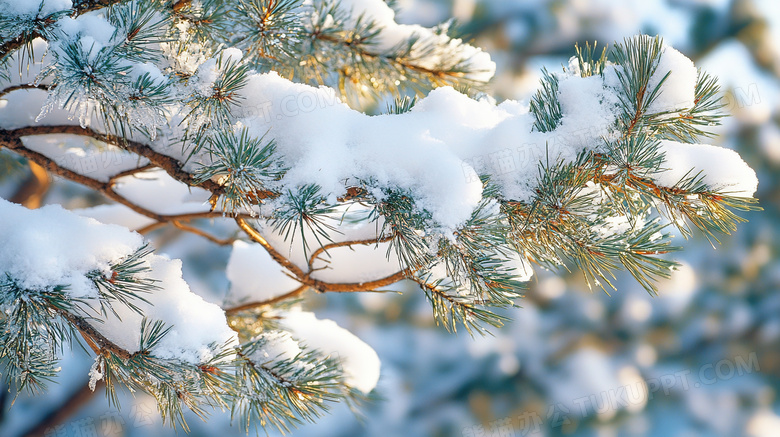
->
[[0, 0, 759, 433]]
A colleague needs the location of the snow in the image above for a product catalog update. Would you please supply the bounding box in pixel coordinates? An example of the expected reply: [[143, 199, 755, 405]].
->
[[112, 169, 214, 215], [557, 73, 621, 148], [225, 240, 301, 305], [0, 198, 143, 298], [236, 70, 621, 228], [40, 0, 72, 17], [306, 0, 495, 82], [88, 355, 104, 391], [192, 47, 245, 97], [653, 140, 759, 197], [0, 89, 76, 130], [89, 253, 238, 363], [309, 241, 402, 283], [646, 44, 698, 113], [281, 310, 381, 394], [746, 410, 780, 437], [55, 14, 117, 53], [0, 0, 71, 18], [249, 331, 302, 364], [0, 198, 237, 364], [21, 134, 151, 183]]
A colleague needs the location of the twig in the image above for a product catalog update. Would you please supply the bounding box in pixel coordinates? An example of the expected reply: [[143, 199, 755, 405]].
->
[[236, 217, 410, 293], [306, 236, 392, 270], [224, 285, 310, 315], [4, 125, 225, 194], [0, 33, 37, 62], [0, 84, 50, 99], [235, 217, 308, 279], [1, 124, 411, 302], [0, 133, 256, 226], [73, 0, 126, 16], [171, 220, 236, 245], [1, 137, 182, 221], [57, 309, 133, 361], [107, 163, 156, 184]]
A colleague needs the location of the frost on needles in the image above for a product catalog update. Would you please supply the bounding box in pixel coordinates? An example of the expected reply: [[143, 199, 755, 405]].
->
[[0, 0, 760, 433]]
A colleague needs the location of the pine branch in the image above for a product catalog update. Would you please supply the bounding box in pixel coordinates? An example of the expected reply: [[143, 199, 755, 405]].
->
[[171, 220, 237, 245], [86, 244, 158, 319], [73, 0, 126, 15], [269, 184, 339, 259], [230, 0, 306, 66], [574, 41, 608, 77], [237, 217, 410, 293], [372, 188, 435, 271], [194, 128, 286, 215], [413, 274, 509, 335], [225, 285, 310, 315], [1, 253, 241, 431], [232, 340, 343, 433], [295, 1, 488, 100], [530, 68, 562, 132], [307, 236, 393, 271], [0, 83, 50, 98]]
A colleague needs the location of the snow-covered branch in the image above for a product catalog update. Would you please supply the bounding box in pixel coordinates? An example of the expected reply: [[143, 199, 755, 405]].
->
[[0, 0, 761, 432]]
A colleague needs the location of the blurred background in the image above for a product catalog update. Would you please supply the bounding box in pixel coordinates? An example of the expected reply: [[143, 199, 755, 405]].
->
[[1, 0, 779, 436]]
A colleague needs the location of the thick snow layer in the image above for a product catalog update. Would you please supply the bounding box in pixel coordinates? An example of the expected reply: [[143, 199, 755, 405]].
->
[[0, 198, 143, 298], [225, 240, 301, 305], [217, 37, 754, 230], [0, 0, 71, 18], [1, 30, 756, 235], [90, 254, 237, 363], [236, 69, 621, 228], [653, 140, 759, 197], [646, 44, 698, 113], [0, 199, 236, 364], [281, 310, 381, 394]]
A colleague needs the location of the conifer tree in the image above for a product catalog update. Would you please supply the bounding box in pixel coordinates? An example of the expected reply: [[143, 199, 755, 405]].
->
[[0, 0, 760, 433]]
